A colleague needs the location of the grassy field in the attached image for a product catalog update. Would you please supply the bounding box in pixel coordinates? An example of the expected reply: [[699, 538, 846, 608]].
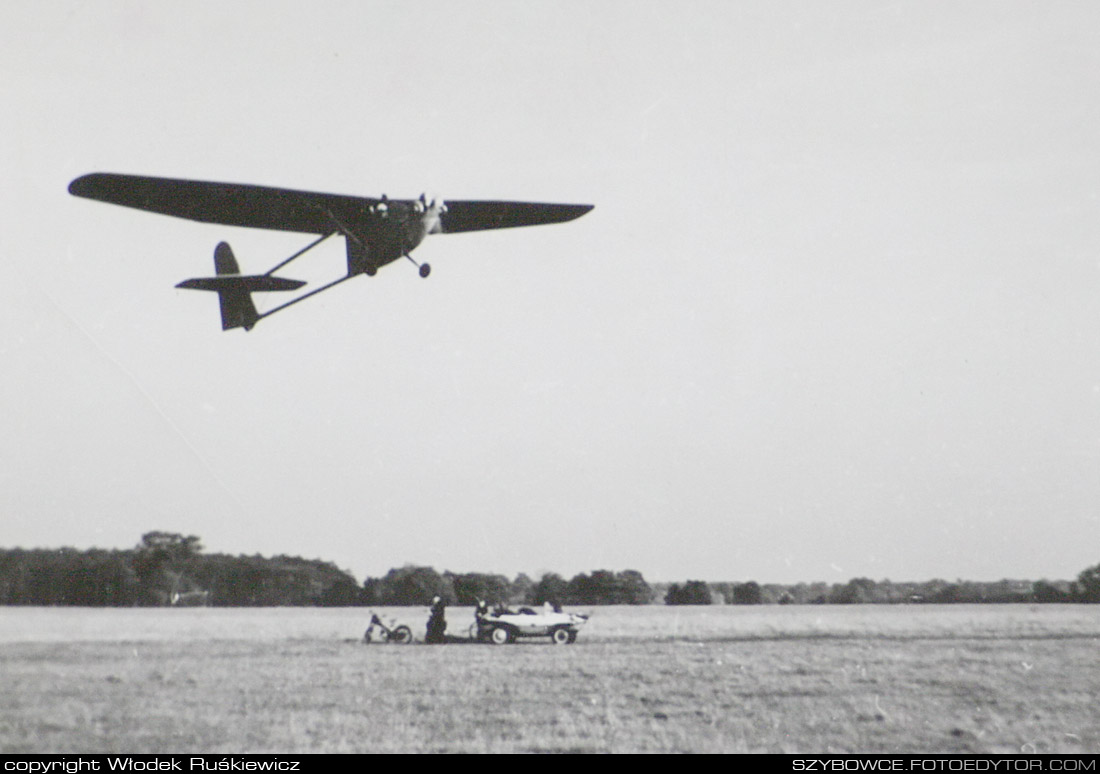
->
[[1, 605, 1097, 753]]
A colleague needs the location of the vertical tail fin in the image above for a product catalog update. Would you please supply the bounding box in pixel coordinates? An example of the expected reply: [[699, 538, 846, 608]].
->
[[214, 241, 242, 276], [213, 242, 259, 330]]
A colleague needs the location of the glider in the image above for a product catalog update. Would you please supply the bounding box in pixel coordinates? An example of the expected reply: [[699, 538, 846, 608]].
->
[[68, 173, 593, 331]]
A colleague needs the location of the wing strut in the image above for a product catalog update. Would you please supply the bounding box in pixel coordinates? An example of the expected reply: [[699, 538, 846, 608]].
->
[[314, 206, 365, 248], [312, 206, 377, 277], [263, 232, 336, 276], [256, 274, 357, 322]]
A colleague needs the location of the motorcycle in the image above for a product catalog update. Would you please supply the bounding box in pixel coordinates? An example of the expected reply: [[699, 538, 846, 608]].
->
[[363, 612, 414, 644]]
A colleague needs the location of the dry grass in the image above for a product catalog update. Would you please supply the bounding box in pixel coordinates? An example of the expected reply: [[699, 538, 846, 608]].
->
[[1, 605, 1097, 753]]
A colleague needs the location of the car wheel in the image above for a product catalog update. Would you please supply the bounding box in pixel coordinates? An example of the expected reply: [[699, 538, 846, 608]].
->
[[551, 628, 571, 645], [490, 626, 514, 645], [390, 625, 413, 644]]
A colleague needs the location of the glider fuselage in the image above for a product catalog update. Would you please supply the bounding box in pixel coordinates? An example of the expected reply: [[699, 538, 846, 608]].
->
[[343, 196, 445, 275]]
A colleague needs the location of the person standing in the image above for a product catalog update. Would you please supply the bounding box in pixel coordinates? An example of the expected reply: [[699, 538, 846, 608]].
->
[[426, 595, 447, 643]]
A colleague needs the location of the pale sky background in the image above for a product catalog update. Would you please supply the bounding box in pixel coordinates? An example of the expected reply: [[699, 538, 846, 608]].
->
[[3, 1, 1099, 585]]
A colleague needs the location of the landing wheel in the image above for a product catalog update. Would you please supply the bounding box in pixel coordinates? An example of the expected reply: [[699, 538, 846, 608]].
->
[[419, 263, 431, 278], [365, 266, 377, 276]]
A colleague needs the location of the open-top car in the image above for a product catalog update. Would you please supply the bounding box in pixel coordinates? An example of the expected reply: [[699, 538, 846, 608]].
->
[[475, 603, 588, 645]]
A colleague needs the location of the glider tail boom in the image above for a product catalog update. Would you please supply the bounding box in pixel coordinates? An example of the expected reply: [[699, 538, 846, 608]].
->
[[176, 242, 305, 331]]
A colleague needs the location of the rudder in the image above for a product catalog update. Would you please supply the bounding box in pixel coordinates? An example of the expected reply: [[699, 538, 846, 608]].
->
[[214, 241, 242, 276], [213, 242, 257, 330]]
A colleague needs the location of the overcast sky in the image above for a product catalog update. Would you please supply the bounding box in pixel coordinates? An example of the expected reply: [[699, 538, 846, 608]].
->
[[3, 1, 1100, 585]]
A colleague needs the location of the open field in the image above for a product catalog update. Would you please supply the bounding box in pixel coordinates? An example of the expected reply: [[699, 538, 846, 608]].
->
[[1, 605, 1097, 753]]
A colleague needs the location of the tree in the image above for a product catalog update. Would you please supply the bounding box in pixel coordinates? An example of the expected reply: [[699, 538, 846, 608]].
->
[[362, 566, 455, 605], [567, 570, 652, 605], [617, 570, 654, 605], [829, 577, 877, 604], [528, 573, 569, 606], [732, 581, 763, 605], [316, 566, 363, 606], [665, 580, 712, 605], [137, 531, 203, 559], [508, 573, 534, 605], [0, 547, 140, 606], [445, 572, 511, 605], [132, 532, 204, 605], [1031, 580, 1069, 604], [1076, 563, 1100, 602]]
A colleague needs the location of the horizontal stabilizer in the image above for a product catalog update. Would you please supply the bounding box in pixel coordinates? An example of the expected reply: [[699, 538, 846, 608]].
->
[[175, 275, 306, 293], [176, 242, 305, 331]]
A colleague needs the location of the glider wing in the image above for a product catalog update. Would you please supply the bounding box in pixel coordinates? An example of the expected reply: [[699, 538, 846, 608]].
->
[[439, 200, 594, 234], [68, 173, 379, 235]]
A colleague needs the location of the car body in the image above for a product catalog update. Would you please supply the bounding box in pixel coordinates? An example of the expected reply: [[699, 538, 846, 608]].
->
[[475, 605, 589, 645]]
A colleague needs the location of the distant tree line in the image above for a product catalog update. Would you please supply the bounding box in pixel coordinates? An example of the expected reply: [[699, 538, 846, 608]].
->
[[661, 573, 1100, 605], [0, 533, 654, 607], [360, 566, 653, 607], [3, 532, 1100, 607], [0, 532, 359, 607]]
